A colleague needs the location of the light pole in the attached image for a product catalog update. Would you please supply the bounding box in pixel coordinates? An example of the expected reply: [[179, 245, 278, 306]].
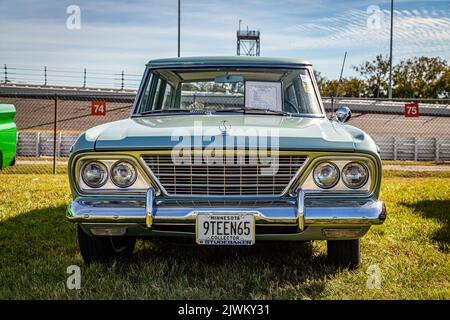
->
[[388, 0, 394, 99], [178, 0, 181, 57]]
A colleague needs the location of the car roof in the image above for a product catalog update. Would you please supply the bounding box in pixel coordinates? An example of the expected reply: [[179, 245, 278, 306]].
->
[[146, 56, 312, 69]]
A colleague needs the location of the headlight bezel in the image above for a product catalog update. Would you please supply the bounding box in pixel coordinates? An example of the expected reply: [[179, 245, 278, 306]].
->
[[72, 153, 155, 195], [295, 154, 377, 196]]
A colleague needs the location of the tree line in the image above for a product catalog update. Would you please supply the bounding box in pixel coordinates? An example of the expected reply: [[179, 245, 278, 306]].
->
[[315, 55, 449, 99]]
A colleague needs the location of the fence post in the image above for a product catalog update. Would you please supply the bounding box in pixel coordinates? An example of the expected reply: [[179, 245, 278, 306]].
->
[[44, 66, 47, 86], [414, 137, 418, 161], [435, 138, 440, 162], [121, 70, 124, 91], [392, 137, 397, 160], [36, 132, 41, 157], [3, 64, 7, 83], [83, 68, 87, 88], [393, 136, 397, 160], [58, 132, 62, 157], [331, 97, 334, 119], [53, 94, 58, 174]]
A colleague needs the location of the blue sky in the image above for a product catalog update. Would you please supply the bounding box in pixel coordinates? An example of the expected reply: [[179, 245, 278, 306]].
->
[[0, 0, 449, 80]]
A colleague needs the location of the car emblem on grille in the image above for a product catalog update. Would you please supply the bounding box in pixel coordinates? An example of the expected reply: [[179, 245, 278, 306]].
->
[[219, 120, 231, 135]]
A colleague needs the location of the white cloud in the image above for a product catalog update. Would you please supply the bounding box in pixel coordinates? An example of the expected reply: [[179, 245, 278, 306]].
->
[[0, 0, 448, 81]]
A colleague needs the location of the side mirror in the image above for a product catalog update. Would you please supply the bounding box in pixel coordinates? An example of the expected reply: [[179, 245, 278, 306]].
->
[[335, 106, 351, 123]]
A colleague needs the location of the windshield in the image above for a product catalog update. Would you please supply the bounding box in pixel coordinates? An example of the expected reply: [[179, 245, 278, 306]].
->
[[135, 68, 323, 116]]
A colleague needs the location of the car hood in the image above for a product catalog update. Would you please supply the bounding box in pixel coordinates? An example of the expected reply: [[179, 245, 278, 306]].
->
[[87, 115, 357, 151]]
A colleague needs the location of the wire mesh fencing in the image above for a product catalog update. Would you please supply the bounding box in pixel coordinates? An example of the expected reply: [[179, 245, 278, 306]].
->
[[0, 92, 135, 174], [324, 97, 450, 161], [0, 91, 449, 175]]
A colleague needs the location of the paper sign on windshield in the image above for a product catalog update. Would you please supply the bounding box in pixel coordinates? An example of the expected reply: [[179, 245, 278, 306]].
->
[[245, 81, 282, 112]]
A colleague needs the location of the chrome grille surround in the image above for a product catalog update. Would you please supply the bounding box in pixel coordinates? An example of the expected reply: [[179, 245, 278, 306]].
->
[[141, 151, 308, 196]]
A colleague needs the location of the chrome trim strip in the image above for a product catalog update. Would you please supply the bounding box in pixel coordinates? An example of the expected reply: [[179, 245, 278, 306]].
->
[[146, 188, 154, 228], [305, 201, 386, 225], [297, 189, 305, 231]]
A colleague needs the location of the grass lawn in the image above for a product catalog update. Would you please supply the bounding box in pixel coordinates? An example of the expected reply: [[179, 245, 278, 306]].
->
[[382, 160, 450, 166], [0, 171, 448, 299]]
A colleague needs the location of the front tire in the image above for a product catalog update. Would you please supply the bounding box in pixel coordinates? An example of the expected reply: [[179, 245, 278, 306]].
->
[[77, 225, 136, 263], [327, 239, 361, 269]]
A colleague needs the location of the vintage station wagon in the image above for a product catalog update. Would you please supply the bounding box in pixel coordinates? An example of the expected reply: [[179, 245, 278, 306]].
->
[[67, 57, 386, 268]]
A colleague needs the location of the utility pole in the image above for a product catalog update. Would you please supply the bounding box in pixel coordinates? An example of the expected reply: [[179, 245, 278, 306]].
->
[[388, 0, 394, 99], [177, 0, 181, 57], [83, 68, 87, 88]]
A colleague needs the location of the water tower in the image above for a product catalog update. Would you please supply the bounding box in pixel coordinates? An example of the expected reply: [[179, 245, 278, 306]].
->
[[236, 20, 260, 56]]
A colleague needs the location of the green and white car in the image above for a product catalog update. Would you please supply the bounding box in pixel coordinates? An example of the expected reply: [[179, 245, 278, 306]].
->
[[0, 104, 17, 170], [67, 57, 386, 268]]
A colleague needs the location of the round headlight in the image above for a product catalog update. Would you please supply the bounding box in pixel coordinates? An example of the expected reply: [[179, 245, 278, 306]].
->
[[111, 161, 137, 188], [342, 162, 369, 189], [313, 162, 339, 189], [81, 161, 108, 188]]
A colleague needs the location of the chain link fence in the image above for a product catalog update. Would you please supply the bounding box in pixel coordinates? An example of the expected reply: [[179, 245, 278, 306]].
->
[[0, 91, 449, 174], [324, 97, 450, 162], [0, 92, 134, 174]]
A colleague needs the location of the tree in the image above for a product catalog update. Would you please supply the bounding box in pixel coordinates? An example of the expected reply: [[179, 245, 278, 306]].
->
[[320, 78, 366, 97], [353, 54, 390, 98], [438, 67, 450, 98], [393, 56, 449, 98], [316, 54, 448, 99], [314, 70, 327, 93]]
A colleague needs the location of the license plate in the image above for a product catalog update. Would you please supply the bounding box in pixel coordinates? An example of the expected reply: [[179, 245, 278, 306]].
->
[[196, 213, 255, 245]]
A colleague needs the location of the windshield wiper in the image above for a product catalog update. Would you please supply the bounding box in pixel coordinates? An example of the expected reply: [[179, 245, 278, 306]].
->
[[210, 107, 292, 116], [139, 109, 207, 115]]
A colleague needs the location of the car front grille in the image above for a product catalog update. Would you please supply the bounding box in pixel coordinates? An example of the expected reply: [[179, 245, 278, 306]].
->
[[141, 151, 307, 196]]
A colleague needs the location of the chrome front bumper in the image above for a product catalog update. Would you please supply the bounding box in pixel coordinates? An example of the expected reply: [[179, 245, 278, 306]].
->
[[67, 189, 386, 238]]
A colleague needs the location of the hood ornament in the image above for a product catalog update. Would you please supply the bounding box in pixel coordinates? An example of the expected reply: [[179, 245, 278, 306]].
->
[[219, 120, 231, 136]]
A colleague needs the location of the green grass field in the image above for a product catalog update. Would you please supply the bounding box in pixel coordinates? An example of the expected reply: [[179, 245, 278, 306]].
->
[[0, 170, 448, 299]]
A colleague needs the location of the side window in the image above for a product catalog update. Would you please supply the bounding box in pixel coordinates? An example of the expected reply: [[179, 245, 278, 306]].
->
[[138, 73, 153, 113], [137, 73, 175, 113], [161, 83, 175, 109], [151, 79, 175, 110], [151, 79, 163, 110], [284, 84, 298, 112], [291, 70, 321, 114]]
